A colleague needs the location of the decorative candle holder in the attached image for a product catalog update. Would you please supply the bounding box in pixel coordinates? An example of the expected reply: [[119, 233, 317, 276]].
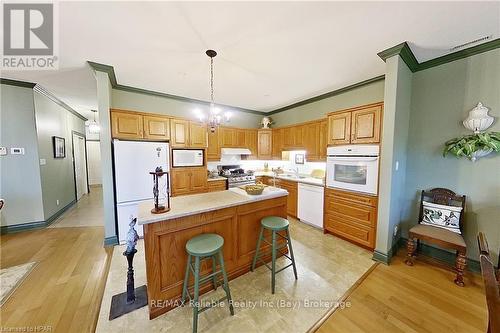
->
[[150, 167, 170, 214]]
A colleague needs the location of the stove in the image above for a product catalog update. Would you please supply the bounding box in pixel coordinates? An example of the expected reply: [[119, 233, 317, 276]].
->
[[218, 165, 256, 188]]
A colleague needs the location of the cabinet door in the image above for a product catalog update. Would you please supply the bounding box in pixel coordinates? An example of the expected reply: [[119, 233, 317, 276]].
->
[[328, 111, 351, 145], [277, 180, 297, 217], [190, 168, 208, 193], [208, 180, 227, 192], [171, 168, 191, 196], [189, 122, 207, 148], [319, 119, 328, 160], [207, 129, 220, 161], [282, 127, 294, 148], [351, 105, 381, 144], [235, 129, 246, 147], [294, 125, 305, 148], [258, 130, 272, 159], [219, 127, 235, 147], [111, 111, 143, 139], [143, 115, 170, 140], [272, 129, 282, 159], [304, 122, 320, 161], [245, 129, 258, 159], [170, 119, 190, 147]]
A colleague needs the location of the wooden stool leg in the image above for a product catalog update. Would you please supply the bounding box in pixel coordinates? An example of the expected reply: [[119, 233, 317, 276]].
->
[[211, 255, 218, 290], [192, 256, 200, 333], [271, 230, 277, 294], [286, 228, 298, 280], [405, 238, 416, 266], [251, 227, 264, 272], [181, 254, 191, 304], [219, 250, 234, 315], [454, 251, 466, 287]]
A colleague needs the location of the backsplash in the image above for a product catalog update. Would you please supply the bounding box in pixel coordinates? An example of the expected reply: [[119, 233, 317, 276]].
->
[[207, 151, 326, 176]]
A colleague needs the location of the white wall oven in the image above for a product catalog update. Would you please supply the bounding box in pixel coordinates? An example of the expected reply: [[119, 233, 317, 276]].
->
[[326, 145, 379, 195]]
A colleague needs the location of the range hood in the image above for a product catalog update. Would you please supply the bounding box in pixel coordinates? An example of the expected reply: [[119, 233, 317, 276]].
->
[[221, 148, 252, 155]]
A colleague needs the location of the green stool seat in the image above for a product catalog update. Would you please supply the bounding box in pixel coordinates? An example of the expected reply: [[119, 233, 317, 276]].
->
[[186, 233, 224, 256], [251, 216, 298, 294], [182, 233, 234, 333], [261, 216, 289, 231]]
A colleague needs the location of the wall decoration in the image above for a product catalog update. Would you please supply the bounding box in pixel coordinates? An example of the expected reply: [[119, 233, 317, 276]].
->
[[295, 153, 305, 164], [260, 116, 274, 129], [52, 136, 66, 158], [443, 102, 499, 162]]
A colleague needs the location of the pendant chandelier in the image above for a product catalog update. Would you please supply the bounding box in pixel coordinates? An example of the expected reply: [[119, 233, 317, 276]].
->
[[88, 110, 100, 134], [196, 50, 231, 133]]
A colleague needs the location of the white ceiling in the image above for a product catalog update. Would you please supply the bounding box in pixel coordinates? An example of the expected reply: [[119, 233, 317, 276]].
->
[[2, 1, 499, 119]]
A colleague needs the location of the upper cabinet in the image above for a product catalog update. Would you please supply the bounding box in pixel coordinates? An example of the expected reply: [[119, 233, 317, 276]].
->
[[272, 128, 282, 159], [327, 102, 383, 145], [245, 129, 258, 159], [143, 115, 170, 140], [257, 130, 272, 159], [111, 111, 144, 139], [170, 119, 189, 147], [189, 121, 208, 148], [207, 129, 220, 161]]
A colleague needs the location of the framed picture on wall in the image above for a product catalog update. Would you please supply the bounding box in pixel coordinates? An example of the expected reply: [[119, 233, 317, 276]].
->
[[295, 153, 305, 164], [52, 136, 66, 158]]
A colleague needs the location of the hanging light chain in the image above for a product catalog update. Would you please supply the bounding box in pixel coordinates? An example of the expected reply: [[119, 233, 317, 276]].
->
[[210, 57, 214, 104]]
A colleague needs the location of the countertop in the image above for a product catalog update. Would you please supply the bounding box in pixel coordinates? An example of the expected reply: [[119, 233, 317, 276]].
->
[[138, 186, 288, 225], [254, 171, 325, 187]]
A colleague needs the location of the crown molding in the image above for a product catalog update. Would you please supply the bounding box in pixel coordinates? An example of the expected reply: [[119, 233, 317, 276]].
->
[[378, 38, 500, 73], [0, 78, 36, 88], [267, 75, 385, 115], [33, 84, 88, 121], [87, 61, 264, 116]]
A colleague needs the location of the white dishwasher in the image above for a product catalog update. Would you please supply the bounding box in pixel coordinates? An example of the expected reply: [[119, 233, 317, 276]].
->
[[298, 183, 324, 229]]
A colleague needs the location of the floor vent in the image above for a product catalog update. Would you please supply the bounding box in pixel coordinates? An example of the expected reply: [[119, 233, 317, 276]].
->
[[449, 35, 492, 52]]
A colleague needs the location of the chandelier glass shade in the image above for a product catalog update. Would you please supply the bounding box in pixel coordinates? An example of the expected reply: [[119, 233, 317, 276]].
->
[[88, 110, 100, 134]]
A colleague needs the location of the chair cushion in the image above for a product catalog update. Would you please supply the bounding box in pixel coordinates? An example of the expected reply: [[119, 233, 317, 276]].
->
[[421, 201, 462, 234], [409, 224, 466, 247]]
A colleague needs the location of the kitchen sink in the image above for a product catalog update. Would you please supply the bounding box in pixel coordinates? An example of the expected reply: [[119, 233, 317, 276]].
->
[[280, 174, 307, 179]]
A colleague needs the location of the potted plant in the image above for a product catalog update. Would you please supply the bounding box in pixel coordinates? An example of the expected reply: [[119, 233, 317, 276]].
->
[[443, 132, 500, 162]]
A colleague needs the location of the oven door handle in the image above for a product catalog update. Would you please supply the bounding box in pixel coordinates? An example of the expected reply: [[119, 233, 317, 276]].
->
[[327, 156, 379, 162]]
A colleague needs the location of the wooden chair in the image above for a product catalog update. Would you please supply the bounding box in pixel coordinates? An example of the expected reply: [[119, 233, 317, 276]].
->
[[405, 188, 467, 286], [477, 232, 500, 333]]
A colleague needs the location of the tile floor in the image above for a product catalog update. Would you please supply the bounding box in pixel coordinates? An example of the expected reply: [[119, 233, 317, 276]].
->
[[96, 218, 375, 333]]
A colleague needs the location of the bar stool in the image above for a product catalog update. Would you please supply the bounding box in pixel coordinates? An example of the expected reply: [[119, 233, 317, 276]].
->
[[251, 216, 298, 294], [181, 233, 234, 333]]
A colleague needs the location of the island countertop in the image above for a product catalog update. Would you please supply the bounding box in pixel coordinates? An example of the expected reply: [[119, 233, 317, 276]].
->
[[138, 186, 288, 225]]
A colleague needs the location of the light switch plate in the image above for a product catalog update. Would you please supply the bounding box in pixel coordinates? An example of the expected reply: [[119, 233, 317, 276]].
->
[[40, 159, 46, 165], [11, 147, 25, 155], [0, 147, 6, 156]]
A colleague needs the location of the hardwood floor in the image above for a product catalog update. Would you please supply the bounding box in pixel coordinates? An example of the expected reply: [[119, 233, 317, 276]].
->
[[314, 254, 488, 333], [0, 221, 112, 332]]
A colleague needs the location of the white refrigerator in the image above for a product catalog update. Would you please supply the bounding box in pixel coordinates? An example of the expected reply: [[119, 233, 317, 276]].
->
[[113, 140, 170, 244]]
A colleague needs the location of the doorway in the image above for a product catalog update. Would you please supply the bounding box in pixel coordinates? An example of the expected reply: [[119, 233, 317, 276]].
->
[[72, 132, 88, 200]]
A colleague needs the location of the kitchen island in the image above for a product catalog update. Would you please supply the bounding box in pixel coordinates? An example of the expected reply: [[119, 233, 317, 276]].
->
[[138, 186, 288, 319]]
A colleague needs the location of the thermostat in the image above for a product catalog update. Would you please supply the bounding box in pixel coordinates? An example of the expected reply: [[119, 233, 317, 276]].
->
[[11, 147, 25, 155], [0, 147, 6, 156]]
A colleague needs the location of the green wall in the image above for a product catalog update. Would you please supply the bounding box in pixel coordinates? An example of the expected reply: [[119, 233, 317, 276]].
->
[[403, 48, 500, 261], [270, 79, 385, 126], [0, 84, 45, 226], [34, 90, 86, 219], [111, 89, 263, 128]]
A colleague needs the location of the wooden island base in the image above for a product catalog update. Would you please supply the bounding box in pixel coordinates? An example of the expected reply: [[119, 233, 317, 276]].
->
[[143, 195, 287, 319]]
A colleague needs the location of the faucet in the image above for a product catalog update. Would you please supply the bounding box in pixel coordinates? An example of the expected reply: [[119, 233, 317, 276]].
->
[[292, 167, 299, 178]]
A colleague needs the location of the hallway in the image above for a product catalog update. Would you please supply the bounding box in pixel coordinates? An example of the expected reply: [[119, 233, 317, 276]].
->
[[0, 186, 112, 333]]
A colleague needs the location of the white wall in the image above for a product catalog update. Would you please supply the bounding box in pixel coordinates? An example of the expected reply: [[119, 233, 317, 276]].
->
[[86, 141, 102, 185]]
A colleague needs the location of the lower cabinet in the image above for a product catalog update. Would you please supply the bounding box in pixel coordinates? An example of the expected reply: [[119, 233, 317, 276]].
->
[[171, 167, 208, 196], [273, 178, 297, 217], [323, 188, 377, 249], [207, 179, 227, 192]]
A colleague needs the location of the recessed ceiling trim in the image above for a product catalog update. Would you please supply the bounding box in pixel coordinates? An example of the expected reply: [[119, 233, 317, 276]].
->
[[33, 85, 88, 121], [378, 38, 500, 73], [0, 78, 36, 88]]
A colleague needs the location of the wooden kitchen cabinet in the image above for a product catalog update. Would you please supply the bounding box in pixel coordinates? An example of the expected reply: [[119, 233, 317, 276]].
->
[[170, 119, 190, 147], [328, 111, 351, 145], [235, 129, 246, 147], [304, 121, 321, 161], [327, 102, 383, 145], [111, 111, 144, 139], [245, 129, 258, 159], [219, 127, 236, 147], [273, 178, 297, 217], [207, 129, 220, 161], [189, 122, 208, 148], [257, 130, 272, 159], [171, 167, 208, 196], [143, 115, 170, 140], [323, 188, 377, 249], [272, 128, 283, 159], [207, 179, 227, 192]]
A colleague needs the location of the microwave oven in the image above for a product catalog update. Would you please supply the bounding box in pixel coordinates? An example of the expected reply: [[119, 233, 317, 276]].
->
[[172, 149, 204, 167]]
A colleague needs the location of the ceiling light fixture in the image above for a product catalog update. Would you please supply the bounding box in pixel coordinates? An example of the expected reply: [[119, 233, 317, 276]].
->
[[88, 109, 100, 134], [196, 50, 231, 133]]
